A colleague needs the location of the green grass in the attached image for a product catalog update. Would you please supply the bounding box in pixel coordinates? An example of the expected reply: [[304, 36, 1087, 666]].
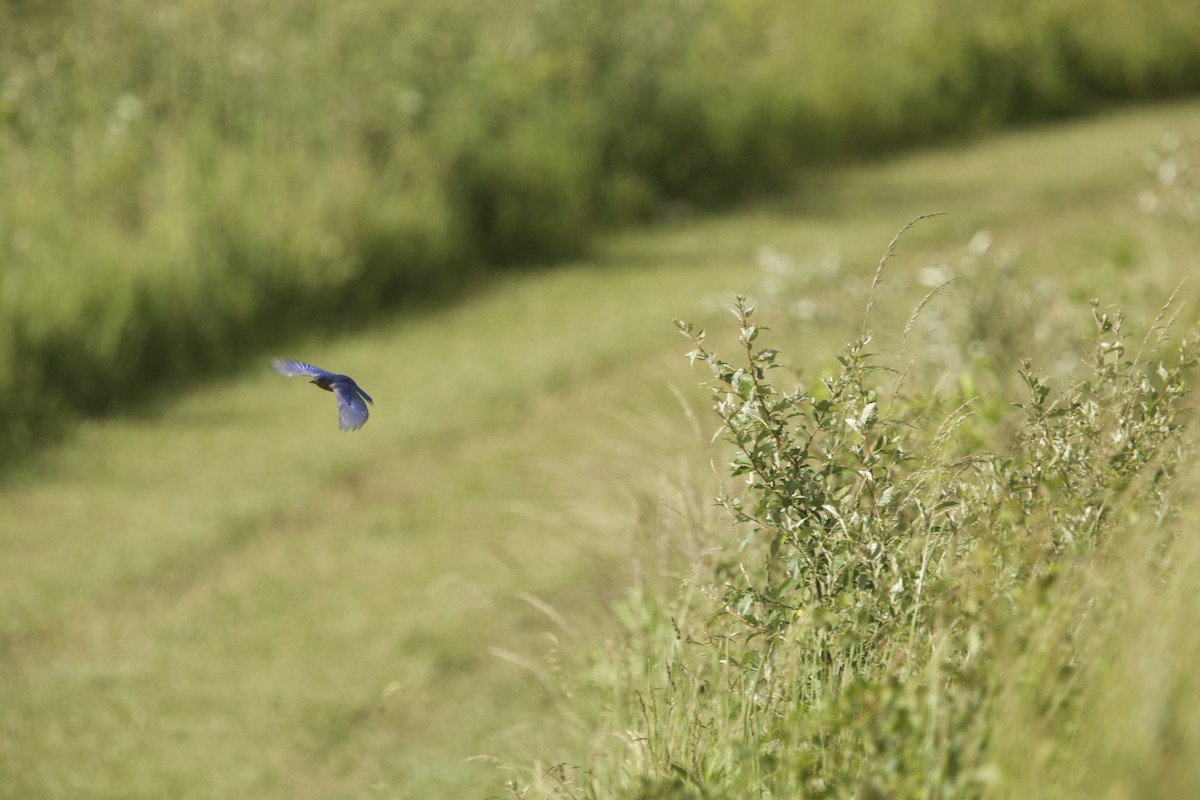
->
[[2, 101, 1200, 798], [4, 0, 1200, 464]]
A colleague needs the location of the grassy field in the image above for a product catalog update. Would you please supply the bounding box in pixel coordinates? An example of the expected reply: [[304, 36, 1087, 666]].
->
[[4, 0, 1200, 464], [2, 100, 1199, 797]]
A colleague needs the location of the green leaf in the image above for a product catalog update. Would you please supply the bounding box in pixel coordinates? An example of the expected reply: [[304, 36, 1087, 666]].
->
[[734, 371, 755, 399]]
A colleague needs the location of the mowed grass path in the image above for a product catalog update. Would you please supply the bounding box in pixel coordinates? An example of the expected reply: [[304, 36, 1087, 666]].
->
[[2, 101, 1198, 799]]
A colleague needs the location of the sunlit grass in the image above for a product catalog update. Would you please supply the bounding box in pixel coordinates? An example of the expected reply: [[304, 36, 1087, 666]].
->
[[1, 102, 1199, 798]]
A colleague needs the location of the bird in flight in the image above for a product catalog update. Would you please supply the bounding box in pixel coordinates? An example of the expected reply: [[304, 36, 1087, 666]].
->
[[270, 359, 374, 431]]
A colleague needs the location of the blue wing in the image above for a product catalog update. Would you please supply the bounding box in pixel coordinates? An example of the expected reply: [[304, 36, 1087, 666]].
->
[[332, 382, 371, 431], [270, 358, 333, 379], [272, 358, 371, 430]]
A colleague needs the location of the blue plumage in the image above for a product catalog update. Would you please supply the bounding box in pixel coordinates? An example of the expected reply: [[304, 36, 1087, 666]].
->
[[270, 359, 374, 431]]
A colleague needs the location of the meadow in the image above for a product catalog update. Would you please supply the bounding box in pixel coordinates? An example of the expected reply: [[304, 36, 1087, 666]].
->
[[2, 96, 1199, 797], [4, 0, 1200, 463], [5, 1, 1200, 797]]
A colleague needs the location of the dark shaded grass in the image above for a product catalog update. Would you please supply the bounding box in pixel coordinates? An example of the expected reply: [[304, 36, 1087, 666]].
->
[[3, 0, 1200, 467]]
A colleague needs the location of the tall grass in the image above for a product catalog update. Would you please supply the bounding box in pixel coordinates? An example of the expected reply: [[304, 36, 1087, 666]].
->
[[4, 0, 1200, 464], [512, 220, 1199, 798]]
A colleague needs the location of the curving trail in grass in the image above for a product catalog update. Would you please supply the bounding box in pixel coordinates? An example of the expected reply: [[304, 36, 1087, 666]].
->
[[1, 101, 1198, 798]]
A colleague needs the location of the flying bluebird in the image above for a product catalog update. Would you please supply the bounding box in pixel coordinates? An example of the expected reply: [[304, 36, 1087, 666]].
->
[[270, 359, 374, 431]]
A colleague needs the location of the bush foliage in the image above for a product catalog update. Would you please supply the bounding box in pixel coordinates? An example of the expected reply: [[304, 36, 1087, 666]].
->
[[513, 221, 1198, 798]]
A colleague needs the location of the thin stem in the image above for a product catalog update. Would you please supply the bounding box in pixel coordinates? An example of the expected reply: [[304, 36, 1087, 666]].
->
[[862, 212, 946, 336]]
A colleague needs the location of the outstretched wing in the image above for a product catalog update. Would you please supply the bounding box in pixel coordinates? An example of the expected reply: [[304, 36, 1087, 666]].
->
[[332, 382, 371, 431], [270, 359, 331, 379]]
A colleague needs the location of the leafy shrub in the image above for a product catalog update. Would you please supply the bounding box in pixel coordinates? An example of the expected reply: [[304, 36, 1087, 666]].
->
[[519, 220, 1198, 798]]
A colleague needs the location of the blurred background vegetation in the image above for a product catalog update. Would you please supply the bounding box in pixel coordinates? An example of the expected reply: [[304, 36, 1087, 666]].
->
[[3, 0, 1200, 463]]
